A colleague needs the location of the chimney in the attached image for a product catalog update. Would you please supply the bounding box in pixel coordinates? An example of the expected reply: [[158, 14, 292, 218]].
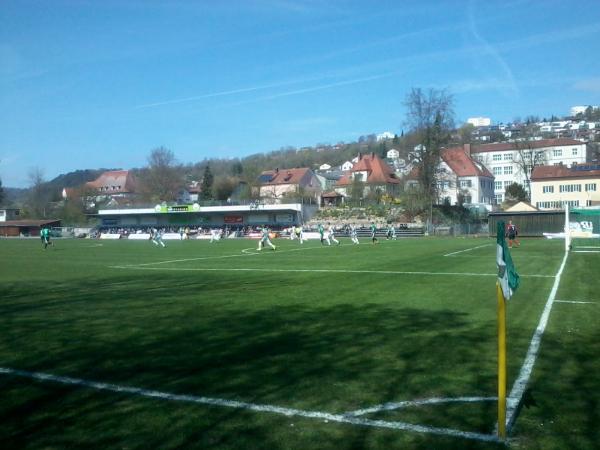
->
[[357, 152, 362, 160], [371, 152, 375, 158], [275, 168, 279, 173], [464, 143, 471, 156]]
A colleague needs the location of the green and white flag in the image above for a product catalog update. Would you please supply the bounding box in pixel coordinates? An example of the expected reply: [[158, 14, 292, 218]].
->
[[497, 221, 520, 299]]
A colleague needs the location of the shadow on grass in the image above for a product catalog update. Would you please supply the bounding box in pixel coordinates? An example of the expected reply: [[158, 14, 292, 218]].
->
[[0, 272, 538, 449]]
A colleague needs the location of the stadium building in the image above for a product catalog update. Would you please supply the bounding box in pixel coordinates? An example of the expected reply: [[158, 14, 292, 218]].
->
[[95, 202, 317, 230]]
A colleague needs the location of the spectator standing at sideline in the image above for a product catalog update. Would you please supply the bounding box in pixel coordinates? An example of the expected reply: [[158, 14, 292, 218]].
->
[[506, 220, 520, 248]]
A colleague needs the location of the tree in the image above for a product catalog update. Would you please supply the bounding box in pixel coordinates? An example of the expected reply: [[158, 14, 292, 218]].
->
[[26, 167, 50, 218], [349, 174, 365, 206], [200, 164, 214, 200], [457, 123, 475, 144], [505, 182, 529, 202], [213, 175, 237, 201], [513, 124, 546, 194], [140, 147, 184, 202], [403, 87, 455, 212]]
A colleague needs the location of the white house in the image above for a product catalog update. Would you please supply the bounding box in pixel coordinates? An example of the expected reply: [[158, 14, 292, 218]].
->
[[341, 160, 354, 171], [319, 163, 332, 171], [386, 149, 400, 160], [376, 131, 395, 141], [468, 138, 587, 204], [406, 147, 495, 206], [467, 117, 491, 127]]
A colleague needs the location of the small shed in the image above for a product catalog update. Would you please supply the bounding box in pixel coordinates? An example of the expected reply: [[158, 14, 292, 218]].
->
[[0, 219, 62, 237]]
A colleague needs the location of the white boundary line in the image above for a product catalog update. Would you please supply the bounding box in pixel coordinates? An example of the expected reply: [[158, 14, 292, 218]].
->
[[109, 265, 554, 278], [505, 251, 569, 433], [572, 250, 600, 253], [131, 244, 328, 267], [346, 396, 497, 417], [555, 300, 596, 304], [443, 244, 491, 257], [0, 367, 500, 443]]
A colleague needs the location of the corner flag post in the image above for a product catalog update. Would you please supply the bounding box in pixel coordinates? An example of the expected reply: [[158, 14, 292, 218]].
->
[[496, 220, 519, 439], [497, 281, 507, 439]]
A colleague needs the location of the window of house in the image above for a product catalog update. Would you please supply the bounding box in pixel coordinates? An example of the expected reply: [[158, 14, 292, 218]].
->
[[493, 167, 502, 175], [543, 185, 554, 193], [504, 153, 513, 161], [572, 148, 578, 156], [493, 154, 502, 161], [504, 181, 511, 187], [460, 180, 472, 188], [495, 181, 502, 190], [585, 183, 597, 192], [495, 194, 503, 203], [552, 149, 562, 157], [503, 166, 513, 175], [559, 184, 582, 193]]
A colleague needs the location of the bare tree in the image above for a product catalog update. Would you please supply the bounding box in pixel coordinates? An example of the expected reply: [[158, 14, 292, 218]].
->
[[403, 88, 455, 217], [27, 167, 50, 218], [140, 147, 184, 202], [513, 123, 546, 194]]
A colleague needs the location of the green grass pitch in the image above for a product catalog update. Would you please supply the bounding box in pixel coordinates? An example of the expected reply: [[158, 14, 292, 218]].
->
[[0, 236, 598, 449]]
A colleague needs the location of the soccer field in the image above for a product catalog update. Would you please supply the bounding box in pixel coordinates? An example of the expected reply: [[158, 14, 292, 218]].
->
[[0, 236, 598, 449]]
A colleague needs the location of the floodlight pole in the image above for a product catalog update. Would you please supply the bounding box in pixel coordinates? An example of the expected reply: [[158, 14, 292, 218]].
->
[[497, 281, 507, 439]]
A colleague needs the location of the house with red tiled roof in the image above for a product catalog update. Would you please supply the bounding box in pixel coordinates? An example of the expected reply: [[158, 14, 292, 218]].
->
[[85, 170, 137, 198], [61, 170, 138, 207], [256, 168, 321, 203], [531, 163, 600, 210], [406, 147, 495, 206], [335, 152, 401, 199]]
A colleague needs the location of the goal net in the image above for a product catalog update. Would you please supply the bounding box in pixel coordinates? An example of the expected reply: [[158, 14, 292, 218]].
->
[[566, 207, 600, 253]]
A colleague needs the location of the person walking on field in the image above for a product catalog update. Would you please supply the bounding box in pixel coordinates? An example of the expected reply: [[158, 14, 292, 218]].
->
[[41, 227, 53, 249], [318, 223, 326, 245], [506, 220, 520, 248], [370, 222, 378, 244], [327, 222, 340, 245], [257, 226, 276, 251], [350, 223, 359, 244]]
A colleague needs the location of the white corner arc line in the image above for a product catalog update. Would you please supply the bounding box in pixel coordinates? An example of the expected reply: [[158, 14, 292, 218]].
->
[[346, 396, 497, 417], [0, 367, 500, 443], [443, 244, 491, 257], [505, 251, 569, 433]]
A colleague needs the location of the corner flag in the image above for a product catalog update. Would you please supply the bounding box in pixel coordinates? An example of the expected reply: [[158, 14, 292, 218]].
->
[[496, 221, 520, 300]]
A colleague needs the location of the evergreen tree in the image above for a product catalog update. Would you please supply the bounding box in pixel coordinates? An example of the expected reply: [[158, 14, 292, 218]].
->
[[201, 165, 214, 200]]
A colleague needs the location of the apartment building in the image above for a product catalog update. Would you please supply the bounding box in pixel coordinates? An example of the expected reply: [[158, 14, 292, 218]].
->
[[466, 139, 587, 203]]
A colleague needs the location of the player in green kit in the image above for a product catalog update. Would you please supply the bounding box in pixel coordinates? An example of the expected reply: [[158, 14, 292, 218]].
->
[[318, 223, 325, 245], [41, 227, 53, 249], [257, 226, 276, 251], [370, 222, 378, 244]]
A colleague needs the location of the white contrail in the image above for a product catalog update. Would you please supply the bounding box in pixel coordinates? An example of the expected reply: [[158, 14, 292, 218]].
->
[[134, 75, 327, 109], [467, 0, 518, 97]]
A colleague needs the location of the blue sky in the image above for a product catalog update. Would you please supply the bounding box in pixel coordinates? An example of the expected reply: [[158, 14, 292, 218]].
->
[[1, 0, 600, 188]]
